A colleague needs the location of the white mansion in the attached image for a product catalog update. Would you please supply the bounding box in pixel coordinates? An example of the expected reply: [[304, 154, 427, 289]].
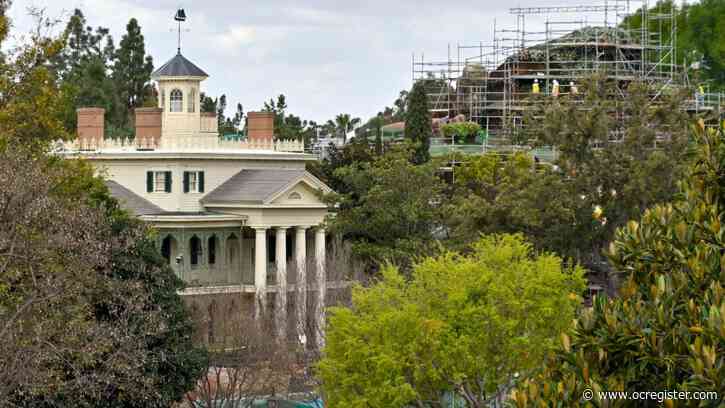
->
[[61, 51, 333, 345]]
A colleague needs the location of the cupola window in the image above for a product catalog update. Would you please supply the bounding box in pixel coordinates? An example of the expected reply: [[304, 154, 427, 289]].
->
[[170, 89, 183, 112]]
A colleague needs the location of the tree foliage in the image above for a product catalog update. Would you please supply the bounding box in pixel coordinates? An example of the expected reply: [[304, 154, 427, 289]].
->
[[0, 4, 205, 405], [318, 234, 586, 407], [113, 18, 154, 122], [324, 146, 444, 269], [0, 148, 206, 407], [624, 0, 725, 90], [405, 81, 432, 164], [440, 121, 481, 144], [262, 94, 319, 142], [53, 9, 154, 135], [448, 76, 691, 274], [0, 6, 70, 149], [512, 124, 725, 407]]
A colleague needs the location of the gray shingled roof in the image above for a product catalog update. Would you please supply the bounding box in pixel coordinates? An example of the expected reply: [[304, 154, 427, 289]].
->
[[201, 169, 307, 204], [151, 52, 208, 78], [106, 180, 165, 216]]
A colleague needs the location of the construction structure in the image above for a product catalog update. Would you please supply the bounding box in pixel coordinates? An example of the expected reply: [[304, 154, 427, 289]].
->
[[413, 1, 724, 155]]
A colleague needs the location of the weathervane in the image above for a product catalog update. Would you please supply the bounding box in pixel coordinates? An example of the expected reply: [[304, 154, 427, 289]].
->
[[174, 8, 187, 54]]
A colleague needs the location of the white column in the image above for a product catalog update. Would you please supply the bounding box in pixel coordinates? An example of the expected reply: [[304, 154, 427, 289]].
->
[[314, 227, 326, 349], [275, 227, 288, 340], [295, 226, 307, 346], [254, 227, 267, 321]]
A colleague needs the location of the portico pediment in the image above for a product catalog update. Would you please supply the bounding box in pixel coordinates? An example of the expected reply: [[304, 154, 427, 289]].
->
[[265, 174, 329, 206]]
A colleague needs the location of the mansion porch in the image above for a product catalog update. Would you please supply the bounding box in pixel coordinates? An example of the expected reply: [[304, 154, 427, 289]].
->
[[156, 225, 327, 294]]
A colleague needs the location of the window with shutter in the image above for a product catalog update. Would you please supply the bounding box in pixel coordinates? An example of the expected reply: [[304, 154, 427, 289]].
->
[[183, 171, 204, 193], [150, 171, 172, 193], [164, 171, 172, 193]]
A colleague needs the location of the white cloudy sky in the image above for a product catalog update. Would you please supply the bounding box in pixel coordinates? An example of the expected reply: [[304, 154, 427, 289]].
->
[[9, 0, 683, 123]]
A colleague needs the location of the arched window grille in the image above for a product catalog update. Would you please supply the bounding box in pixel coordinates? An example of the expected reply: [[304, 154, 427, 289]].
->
[[170, 89, 183, 112]]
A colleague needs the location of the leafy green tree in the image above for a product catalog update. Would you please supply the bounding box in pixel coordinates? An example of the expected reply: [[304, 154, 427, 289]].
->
[[445, 152, 584, 258], [0, 6, 205, 404], [405, 81, 431, 164], [325, 146, 444, 269], [440, 121, 481, 144], [113, 18, 153, 125], [61, 54, 122, 132], [519, 75, 688, 270], [624, 0, 725, 90], [0, 3, 70, 148], [318, 234, 586, 407], [1, 149, 207, 407], [512, 124, 725, 407]]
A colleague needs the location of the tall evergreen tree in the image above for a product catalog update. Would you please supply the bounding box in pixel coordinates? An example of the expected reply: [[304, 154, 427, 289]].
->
[[113, 18, 153, 124], [374, 114, 384, 155], [404, 82, 431, 164], [216, 94, 228, 133]]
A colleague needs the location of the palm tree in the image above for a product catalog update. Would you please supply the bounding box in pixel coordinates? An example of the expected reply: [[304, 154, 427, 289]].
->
[[334, 113, 361, 144]]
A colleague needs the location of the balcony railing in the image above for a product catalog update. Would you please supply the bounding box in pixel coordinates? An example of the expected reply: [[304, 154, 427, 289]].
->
[[58, 134, 305, 153]]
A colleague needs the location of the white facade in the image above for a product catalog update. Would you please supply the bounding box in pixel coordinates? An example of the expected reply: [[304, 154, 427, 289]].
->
[[64, 52, 331, 345]]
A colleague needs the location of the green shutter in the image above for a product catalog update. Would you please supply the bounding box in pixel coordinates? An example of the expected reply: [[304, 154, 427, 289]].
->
[[198, 171, 205, 193], [146, 171, 153, 192], [183, 172, 189, 193], [164, 171, 172, 193]]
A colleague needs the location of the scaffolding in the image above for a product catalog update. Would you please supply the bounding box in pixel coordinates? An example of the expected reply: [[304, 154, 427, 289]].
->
[[412, 0, 723, 149]]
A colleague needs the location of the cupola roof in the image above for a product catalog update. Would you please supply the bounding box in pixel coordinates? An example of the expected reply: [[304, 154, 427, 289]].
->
[[151, 52, 208, 79]]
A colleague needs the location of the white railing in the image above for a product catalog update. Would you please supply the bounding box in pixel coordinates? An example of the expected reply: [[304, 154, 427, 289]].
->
[[58, 134, 305, 153]]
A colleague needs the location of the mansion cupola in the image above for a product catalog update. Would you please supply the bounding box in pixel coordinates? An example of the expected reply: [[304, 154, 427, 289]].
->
[[151, 52, 209, 139]]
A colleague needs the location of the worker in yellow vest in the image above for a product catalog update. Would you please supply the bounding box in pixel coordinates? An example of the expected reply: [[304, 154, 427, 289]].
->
[[697, 85, 705, 108], [532, 79, 540, 94], [552, 79, 560, 97]]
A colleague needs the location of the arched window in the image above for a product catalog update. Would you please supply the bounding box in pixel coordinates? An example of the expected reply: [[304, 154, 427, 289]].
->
[[288, 192, 302, 200], [161, 235, 176, 263], [226, 233, 239, 267], [188, 88, 195, 113], [170, 89, 183, 112], [190, 235, 201, 266], [208, 235, 217, 265]]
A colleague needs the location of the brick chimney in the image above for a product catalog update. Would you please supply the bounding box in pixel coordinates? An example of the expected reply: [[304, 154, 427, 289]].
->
[[77, 108, 105, 145], [134, 107, 162, 149], [247, 111, 274, 143]]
